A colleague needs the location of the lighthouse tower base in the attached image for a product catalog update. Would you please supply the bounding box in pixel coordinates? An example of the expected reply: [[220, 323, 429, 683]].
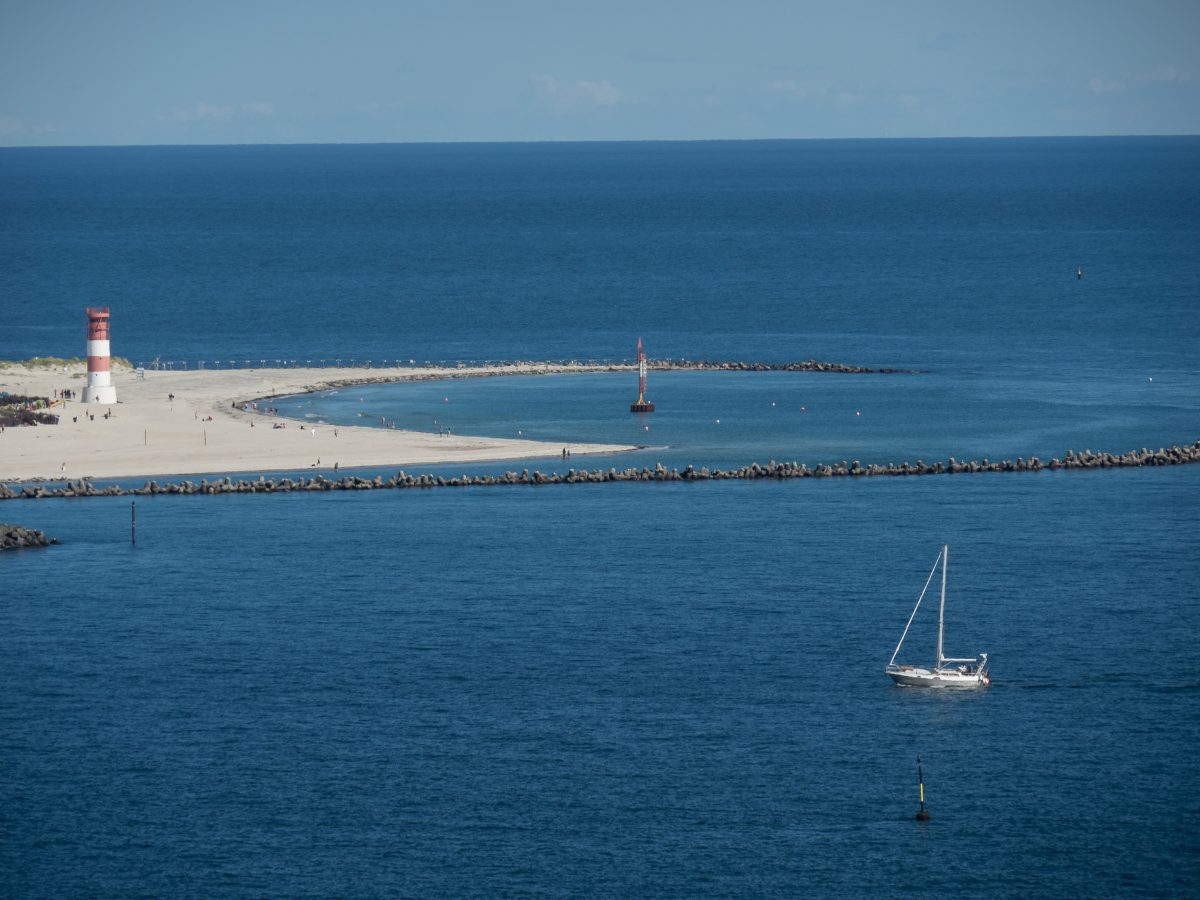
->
[[83, 384, 117, 404]]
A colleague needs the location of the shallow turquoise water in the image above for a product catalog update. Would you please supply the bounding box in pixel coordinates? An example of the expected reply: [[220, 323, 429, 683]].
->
[[274, 369, 1198, 473]]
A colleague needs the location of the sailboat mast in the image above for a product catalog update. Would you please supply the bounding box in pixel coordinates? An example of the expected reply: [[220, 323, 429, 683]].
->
[[936, 544, 948, 668]]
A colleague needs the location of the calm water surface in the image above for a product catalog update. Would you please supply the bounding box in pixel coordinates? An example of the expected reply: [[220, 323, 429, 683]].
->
[[3, 470, 1198, 897], [2, 138, 1198, 897]]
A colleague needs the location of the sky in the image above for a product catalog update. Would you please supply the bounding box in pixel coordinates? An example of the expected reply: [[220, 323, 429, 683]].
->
[[1, 0, 1197, 146]]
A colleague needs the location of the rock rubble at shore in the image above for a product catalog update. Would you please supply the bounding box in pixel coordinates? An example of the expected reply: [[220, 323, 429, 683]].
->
[[2, 443, 1196, 501], [1, 524, 59, 549]]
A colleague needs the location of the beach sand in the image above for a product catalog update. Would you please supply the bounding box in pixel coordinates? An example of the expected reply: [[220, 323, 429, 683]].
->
[[0, 362, 638, 481]]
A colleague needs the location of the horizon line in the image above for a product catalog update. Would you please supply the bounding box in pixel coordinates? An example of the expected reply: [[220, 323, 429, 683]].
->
[[2, 132, 1198, 151]]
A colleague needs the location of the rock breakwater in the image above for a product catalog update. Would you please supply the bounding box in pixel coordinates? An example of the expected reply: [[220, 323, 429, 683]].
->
[[1, 443, 1196, 502], [1, 524, 59, 549], [248, 358, 917, 402], [660, 360, 917, 374]]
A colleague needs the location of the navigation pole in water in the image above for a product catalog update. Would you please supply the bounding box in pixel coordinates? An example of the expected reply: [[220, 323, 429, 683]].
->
[[915, 754, 930, 821], [630, 336, 655, 413]]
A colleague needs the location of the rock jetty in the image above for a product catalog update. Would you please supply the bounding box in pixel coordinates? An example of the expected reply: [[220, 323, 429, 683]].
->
[[248, 358, 917, 400], [659, 359, 916, 374], [1, 524, 59, 549], [1, 443, 1197, 502]]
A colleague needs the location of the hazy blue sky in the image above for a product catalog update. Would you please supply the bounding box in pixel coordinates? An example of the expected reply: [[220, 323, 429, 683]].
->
[[2, 0, 1197, 146]]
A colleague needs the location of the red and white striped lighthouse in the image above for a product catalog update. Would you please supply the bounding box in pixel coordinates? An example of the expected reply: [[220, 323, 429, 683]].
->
[[83, 306, 117, 404]]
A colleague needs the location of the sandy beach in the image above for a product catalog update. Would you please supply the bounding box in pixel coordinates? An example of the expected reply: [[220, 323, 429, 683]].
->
[[0, 362, 639, 481]]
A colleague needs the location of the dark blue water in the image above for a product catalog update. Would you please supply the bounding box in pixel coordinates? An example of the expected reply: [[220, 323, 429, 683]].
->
[[4, 470, 1198, 897], [3, 138, 1199, 370], [3, 139, 1199, 897]]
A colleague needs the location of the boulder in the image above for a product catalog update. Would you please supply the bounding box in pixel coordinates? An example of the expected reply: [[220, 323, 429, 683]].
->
[[1, 524, 59, 550]]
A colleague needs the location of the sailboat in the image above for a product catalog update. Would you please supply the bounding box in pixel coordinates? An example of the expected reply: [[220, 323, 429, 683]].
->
[[885, 544, 989, 688]]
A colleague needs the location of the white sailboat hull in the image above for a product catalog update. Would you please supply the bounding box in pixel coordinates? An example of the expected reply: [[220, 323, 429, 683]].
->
[[885, 664, 988, 689]]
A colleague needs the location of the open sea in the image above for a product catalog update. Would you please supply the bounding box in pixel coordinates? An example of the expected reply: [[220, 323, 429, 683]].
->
[[2, 138, 1199, 897]]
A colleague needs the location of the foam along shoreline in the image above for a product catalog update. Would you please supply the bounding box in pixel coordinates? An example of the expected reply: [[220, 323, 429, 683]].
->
[[0, 362, 642, 482]]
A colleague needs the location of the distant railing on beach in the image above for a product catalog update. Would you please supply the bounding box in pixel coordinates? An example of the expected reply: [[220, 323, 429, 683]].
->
[[130, 357, 917, 374], [133, 358, 637, 371]]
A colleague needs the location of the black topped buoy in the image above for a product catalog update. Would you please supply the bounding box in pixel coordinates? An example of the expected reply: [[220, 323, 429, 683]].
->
[[915, 754, 930, 821]]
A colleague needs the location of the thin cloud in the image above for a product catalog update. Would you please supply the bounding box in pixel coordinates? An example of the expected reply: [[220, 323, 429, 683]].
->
[[1087, 65, 1193, 97], [1153, 65, 1191, 83], [1088, 77, 1126, 95], [770, 80, 875, 109], [534, 75, 621, 110], [769, 79, 828, 100], [920, 32, 956, 51], [157, 101, 273, 125], [0, 116, 57, 137], [158, 101, 235, 124], [624, 50, 699, 65], [834, 91, 865, 110]]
